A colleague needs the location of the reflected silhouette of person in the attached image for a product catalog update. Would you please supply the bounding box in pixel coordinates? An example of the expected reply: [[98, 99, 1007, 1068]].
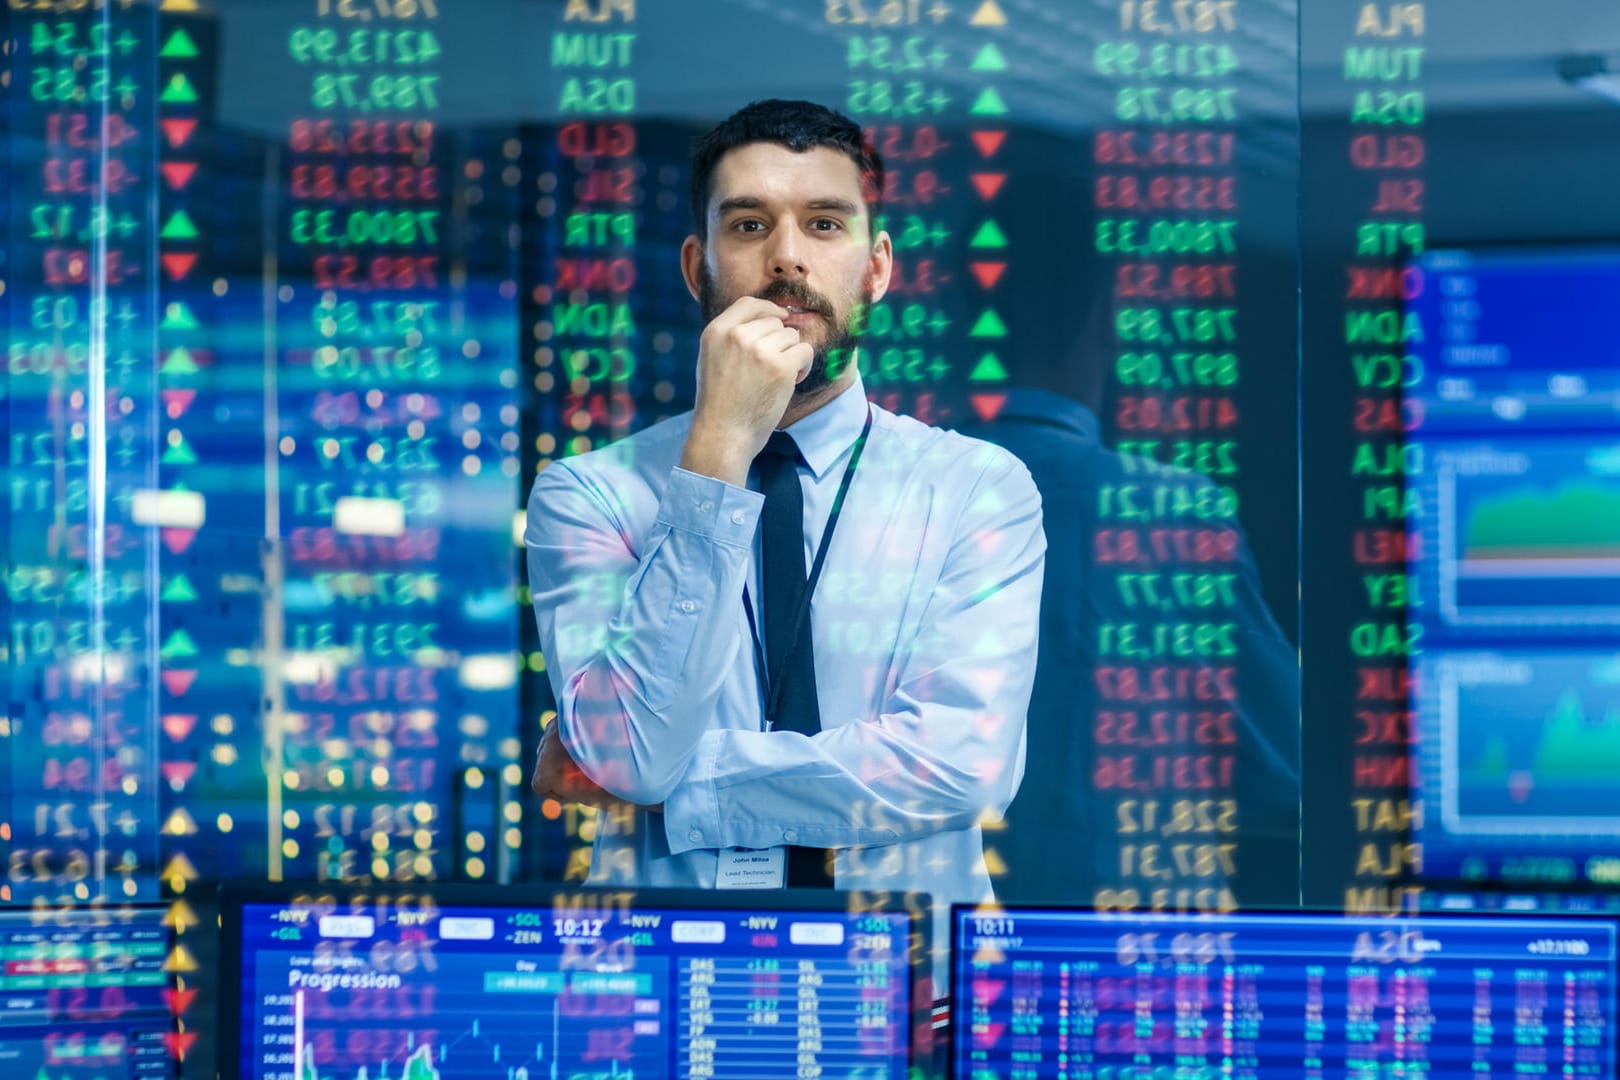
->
[[957, 292, 1300, 907]]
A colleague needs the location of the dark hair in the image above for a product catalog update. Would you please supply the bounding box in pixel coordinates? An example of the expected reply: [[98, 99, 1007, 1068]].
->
[[689, 99, 884, 241]]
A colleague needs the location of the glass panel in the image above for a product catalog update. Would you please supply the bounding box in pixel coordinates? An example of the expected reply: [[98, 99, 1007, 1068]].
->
[[1, 0, 1303, 911], [2, 0, 1615, 1073], [1301, 0, 1620, 907], [4, 0, 162, 905]]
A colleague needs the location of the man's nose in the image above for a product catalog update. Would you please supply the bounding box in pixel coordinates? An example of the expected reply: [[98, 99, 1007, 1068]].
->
[[766, 225, 808, 279]]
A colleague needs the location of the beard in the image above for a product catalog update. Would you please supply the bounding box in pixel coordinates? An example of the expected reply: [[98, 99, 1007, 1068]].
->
[[699, 265, 865, 400]]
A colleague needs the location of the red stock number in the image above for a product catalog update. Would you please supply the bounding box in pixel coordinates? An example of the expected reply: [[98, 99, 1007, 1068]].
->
[[292, 164, 440, 201], [291, 119, 434, 156], [1115, 262, 1236, 300], [1097, 174, 1236, 212], [314, 254, 438, 291]]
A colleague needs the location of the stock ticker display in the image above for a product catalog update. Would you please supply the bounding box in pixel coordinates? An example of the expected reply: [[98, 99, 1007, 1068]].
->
[[952, 906, 1620, 1079], [223, 886, 920, 1080], [1, 0, 1308, 920], [1299, 0, 1432, 911], [9, 0, 1620, 1074], [3, 0, 521, 912]]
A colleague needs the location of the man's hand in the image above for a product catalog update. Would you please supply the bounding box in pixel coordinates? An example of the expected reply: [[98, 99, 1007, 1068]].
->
[[531, 721, 616, 808], [680, 296, 811, 486], [530, 723, 661, 813]]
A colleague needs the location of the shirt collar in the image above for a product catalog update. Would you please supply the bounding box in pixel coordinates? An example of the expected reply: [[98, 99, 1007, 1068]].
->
[[780, 366, 869, 480]]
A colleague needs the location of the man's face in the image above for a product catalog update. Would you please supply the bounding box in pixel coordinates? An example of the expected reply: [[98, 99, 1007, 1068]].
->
[[683, 143, 892, 400]]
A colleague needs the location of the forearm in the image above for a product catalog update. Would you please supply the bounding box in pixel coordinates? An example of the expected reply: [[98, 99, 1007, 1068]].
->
[[662, 715, 1024, 854], [554, 587, 739, 806], [529, 464, 762, 806], [661, 449, 1046, 853]]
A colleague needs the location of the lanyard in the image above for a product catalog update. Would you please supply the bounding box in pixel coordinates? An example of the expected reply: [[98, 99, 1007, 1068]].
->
[[743, 406, 874, 729]]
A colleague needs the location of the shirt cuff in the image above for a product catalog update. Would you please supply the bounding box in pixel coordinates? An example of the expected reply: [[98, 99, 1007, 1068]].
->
[[663, 731, 722, 855], [654, 467, 763, 548]]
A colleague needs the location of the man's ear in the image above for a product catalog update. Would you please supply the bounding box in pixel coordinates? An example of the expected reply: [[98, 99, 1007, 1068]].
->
[[680, 235, 705, 303], [866, 229, 894, 305]]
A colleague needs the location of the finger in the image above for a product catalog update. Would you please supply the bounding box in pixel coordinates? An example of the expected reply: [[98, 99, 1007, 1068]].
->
[[707, 296, 790, 338], [728, 311, 794, 346], [786, 342, 815, 381], [755, 325, 805, 358], [727, 317, 789, 352], [729, 295, 792, 320], [537, 744, 557, 793]]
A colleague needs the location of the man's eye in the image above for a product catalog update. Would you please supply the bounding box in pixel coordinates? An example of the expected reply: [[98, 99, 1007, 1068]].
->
[[733, 220, 764, 233], [811, 219, 842, 231]]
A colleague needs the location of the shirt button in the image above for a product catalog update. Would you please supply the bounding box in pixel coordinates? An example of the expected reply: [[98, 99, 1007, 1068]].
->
[[688, 829, 702, 843], [698, 500, 714, 514], [680, 600, 696, 614], [782, 829, 799, 844], [730, 509, 747, 525]]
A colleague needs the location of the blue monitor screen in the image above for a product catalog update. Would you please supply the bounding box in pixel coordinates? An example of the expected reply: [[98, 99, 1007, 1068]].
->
[[1421, 890, 1620, 918], [225, 886, 922, 1080], [0, 906, 174, 1080], [1404, 249, 1620, 887], [951, 906, 1619, 1079], [1406, 249, 1620, 390]]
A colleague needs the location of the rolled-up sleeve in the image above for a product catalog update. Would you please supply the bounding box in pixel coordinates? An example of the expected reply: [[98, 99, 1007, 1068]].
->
[[662, 451, 1045, 853], [525, 462, 762, 806]]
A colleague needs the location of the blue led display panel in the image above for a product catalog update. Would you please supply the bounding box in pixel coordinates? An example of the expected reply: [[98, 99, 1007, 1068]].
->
[[952, 906, 1619, 1079], [0, 905, 175, 1079], [1404, 249, 1620, 889], [223, 884, 926, 1080]]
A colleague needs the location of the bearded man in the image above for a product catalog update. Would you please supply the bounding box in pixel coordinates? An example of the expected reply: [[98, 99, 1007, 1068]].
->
[[525, 99, 1045, 994]]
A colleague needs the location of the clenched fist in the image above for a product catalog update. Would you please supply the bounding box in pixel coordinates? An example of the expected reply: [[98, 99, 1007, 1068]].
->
[[679, 296, 812, 486], [531, 723, 659, 813]]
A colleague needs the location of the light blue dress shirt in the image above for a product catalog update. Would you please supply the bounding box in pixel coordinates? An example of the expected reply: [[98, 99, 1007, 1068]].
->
[[524, 371, 1046, 989]]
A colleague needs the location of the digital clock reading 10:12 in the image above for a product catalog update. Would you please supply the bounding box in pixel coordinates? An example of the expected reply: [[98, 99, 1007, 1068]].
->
[[554, 917, 606, 938]]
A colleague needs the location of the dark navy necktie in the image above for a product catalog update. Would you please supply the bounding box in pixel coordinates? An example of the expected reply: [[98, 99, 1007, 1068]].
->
[[754, 430, 834, 887]]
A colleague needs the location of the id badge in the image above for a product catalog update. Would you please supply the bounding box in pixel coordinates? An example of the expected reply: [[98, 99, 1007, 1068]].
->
[[716, 847, 786, 889]]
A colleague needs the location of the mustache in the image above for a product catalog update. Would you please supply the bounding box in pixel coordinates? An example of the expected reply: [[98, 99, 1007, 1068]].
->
[[756, 280, 832, 316]]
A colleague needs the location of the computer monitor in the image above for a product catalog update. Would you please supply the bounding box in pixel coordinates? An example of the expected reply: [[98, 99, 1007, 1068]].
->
[[0, 904, 175, 1079], [1403, 247, 1620, 889], [950, 905, 1620, 1078], [1421, 888, 1620, 917], [221, 882, 931, 1080]]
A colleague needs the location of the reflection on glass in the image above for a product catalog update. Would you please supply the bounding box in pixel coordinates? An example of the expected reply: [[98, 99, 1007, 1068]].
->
[[3, 0, 1620, 1075]]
